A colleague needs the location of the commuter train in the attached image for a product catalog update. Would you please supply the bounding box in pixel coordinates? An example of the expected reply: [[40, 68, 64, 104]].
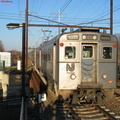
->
[[30, 27, 118, 104]]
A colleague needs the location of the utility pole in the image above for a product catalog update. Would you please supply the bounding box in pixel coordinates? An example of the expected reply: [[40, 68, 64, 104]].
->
[[41, 29, 44, 43], [110, 0, 113, 34], [52, 10, 64, 34], [22, 23, 26, 120], [58, 10, 60, 34], [25, 0, 28, 69]]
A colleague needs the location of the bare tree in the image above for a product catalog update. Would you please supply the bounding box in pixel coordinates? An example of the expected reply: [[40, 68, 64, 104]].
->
[[0, 40, 4, 52]]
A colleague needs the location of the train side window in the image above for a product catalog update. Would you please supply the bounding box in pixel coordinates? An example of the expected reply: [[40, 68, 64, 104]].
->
[[103, 47, 112, 59], [44, 54, 47, 61], [48, 54, 50, 62], [47, 49, 51, 62], [83, 46, 93, 58], [65, 46, 76, 59]]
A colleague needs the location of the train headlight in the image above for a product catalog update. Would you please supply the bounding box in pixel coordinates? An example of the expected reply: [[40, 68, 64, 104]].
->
[[82, 35, 86, 40], [102, 74, 108, 79], [70, 74, 76, 80], [93, 35, 97, 40]]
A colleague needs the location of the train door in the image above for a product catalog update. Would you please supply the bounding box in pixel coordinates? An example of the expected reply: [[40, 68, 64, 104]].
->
[[58, 42, 80, 90], [53, 45, 56, 81], [81, 44, 97, 83]]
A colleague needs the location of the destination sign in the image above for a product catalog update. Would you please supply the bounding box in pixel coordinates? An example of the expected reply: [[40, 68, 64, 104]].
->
[[100, 35, 111, 41], [67, 34, 79, 40]]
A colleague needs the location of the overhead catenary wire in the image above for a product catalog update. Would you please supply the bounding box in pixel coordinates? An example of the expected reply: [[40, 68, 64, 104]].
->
[[28, 14, 69, 26], [60, 0, 72, 15], [51, 0, 72, 21], [0, 1, 119, 29], [29, 13, 111, 28], [76, 18, 110, 26], [48, 0, 73, 33]]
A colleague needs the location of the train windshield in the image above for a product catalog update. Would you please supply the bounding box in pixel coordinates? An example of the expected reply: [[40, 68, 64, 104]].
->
[[83, 46, 93, 58], [65, 46, 76, 59], [103, 47, 112, 59]]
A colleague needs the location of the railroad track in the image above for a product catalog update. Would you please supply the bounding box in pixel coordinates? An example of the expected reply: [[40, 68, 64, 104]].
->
[[114, 92, 120, 97], [57, 103, 120, 120], [117, 85, 120, 88], [115, 85, 120, 97]]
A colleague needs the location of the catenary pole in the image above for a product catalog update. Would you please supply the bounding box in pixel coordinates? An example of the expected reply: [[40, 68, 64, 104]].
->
[[25, 0, 28, 70], [110, 0, 113, 34]]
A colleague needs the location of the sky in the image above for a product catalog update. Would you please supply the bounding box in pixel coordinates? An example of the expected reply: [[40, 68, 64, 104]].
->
[[0, 0, 120, 51]]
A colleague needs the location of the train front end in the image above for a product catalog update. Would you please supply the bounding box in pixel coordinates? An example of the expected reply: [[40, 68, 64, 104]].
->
[[57, 31, 118, 104]]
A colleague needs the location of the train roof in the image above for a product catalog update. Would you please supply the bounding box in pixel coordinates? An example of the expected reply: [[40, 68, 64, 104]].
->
[[75, 28, 100, 32], [39, 27, 117, 47]]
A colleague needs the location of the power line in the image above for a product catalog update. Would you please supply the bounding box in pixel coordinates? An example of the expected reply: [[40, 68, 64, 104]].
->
[[28, 14, 68, 26], [51, 0, 72, 22], [76, 18, 110, 26], [60, 0, 72, 14]]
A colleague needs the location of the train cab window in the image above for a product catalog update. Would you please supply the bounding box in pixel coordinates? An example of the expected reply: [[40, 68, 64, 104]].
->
[[103, 47, 112, 59], [83, 46, 93, 58], [65, 46, 76, 59]]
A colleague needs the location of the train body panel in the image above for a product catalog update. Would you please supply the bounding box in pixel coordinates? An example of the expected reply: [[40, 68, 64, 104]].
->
[[99, 63, 117, 88], [30, 28, 118, 103], [58, 39, 81, 90], [58, 62, 81, 89]]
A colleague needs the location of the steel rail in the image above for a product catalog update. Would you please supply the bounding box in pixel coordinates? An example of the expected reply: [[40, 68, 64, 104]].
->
[[114, 92, 120, 97], [95, 105, 117, 120], [64, 103, 81, 120]]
